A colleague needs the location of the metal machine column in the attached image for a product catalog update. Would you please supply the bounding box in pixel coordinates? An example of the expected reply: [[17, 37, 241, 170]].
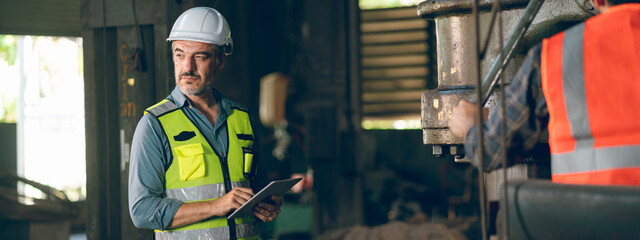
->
[[418, 0, 595, 237]]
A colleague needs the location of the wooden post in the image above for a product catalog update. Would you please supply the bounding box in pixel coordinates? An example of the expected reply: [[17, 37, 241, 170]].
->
[[81, 0, 196, 238]]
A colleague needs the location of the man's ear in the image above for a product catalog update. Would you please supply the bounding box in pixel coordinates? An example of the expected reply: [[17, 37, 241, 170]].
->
[[216, 54, 226, 71]]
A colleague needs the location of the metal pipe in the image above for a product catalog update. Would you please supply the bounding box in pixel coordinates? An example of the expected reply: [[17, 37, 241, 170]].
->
[[479, 0, 545, 106], [418, 0, 529, 19], [495, 0, 510, 238], [472, 0, 488, 239], [476, 1, 544, 238]]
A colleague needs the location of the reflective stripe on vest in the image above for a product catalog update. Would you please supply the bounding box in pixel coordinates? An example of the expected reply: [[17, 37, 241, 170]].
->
[[146, 99, 178, 117], [145, 99, 258, 239], [155, 223, 260, 240], [165, 181, 249, 202], [541, 4, 640, 185]]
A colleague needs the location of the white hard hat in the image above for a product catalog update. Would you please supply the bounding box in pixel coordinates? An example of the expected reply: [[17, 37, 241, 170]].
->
[[167, 7, 233, 55]]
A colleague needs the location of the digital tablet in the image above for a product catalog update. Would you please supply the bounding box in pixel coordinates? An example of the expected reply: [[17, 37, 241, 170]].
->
[[227, 178, 302, 219]]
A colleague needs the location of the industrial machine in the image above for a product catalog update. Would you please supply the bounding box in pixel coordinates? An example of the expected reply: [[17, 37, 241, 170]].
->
[[419, 0, 594, 160], [418, 0, 596, 238]]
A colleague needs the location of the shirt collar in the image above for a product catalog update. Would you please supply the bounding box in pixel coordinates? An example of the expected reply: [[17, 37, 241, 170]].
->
[[169, 86, 238, 119], [170, 86, 190, 108]]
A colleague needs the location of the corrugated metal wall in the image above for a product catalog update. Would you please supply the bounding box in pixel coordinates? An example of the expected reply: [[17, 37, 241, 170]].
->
[[360, 6, 433, 120], [0, 0, 81, 37]]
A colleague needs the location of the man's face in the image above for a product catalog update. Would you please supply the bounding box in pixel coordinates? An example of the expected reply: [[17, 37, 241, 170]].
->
[[172, 40, 225, 96]]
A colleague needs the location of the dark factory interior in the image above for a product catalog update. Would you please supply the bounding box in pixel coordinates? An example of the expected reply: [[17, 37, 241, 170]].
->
[[1, 0, 640, 239]]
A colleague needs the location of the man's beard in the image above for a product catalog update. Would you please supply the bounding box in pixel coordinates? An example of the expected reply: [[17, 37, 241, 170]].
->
[[177, 71, 213, 96]]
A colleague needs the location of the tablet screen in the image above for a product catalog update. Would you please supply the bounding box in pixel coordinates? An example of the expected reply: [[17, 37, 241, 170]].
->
[[227, 178, 302, 219]]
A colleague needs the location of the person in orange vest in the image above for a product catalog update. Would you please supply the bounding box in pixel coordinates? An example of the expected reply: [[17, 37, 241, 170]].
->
[[448, 0, 640, 186]]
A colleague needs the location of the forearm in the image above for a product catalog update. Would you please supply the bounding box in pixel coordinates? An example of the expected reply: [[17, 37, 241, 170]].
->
[[129, 196, 182, 230], [129, 115, 181, 230], [167, 200, 221, 229], [465, 124, 509, 171], [168, 187, 256, 229]]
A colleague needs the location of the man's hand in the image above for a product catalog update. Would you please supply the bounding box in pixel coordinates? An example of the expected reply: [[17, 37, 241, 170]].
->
[[253, 195, 282, 222], [210, 187, 255, 217], [167, 187, 254, 229], [447, 100, 488, 140]]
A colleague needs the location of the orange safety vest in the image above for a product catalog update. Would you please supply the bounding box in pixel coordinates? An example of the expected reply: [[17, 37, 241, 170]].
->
[[541, 4, 640, 185]]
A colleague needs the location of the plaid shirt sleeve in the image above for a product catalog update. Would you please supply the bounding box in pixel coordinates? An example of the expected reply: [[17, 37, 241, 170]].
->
[[464, 44, 549, 171]]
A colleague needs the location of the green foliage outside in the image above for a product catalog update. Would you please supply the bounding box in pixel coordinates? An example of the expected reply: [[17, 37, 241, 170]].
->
[[0, 35, 17, 123], [359, 0, 423, 9], [0, 98, 16, 123], [0, 35, 17, 65]]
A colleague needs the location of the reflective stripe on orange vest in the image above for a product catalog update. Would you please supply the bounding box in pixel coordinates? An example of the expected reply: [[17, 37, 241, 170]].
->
[[541, 4, 640, 185]]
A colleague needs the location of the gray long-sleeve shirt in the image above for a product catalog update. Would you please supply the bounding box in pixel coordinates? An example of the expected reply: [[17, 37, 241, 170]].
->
[[128, 86, 269, 230]]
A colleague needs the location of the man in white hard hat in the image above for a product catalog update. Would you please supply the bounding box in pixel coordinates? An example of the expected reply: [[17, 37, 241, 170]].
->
[[128, 7, 281, 239]]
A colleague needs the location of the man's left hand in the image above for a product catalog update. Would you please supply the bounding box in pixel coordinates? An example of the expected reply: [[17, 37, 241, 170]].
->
[[253, 195, 283, 222]]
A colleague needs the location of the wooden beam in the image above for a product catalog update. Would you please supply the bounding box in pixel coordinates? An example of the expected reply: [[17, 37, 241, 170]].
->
[[360, 7, 417, 21], [83, 27, 121, 240], [116, 26, 156, 240], [361, 30, 428, 44], [0, 0, 81, 37], [361, 19, 426, 33], [362, 42, 428, 56]]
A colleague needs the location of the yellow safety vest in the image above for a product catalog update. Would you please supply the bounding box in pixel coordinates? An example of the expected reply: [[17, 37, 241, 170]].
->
[[145, 99, 259, 240]]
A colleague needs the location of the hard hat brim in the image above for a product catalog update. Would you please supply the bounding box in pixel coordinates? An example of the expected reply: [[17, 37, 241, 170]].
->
[[166, 37, 234, 56]]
